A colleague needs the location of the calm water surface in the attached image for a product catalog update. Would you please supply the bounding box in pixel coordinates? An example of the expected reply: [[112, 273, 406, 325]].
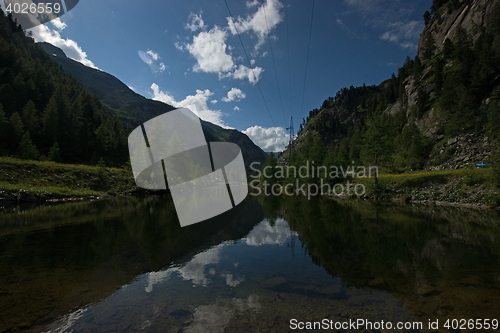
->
[[1, 195, 500, 332]]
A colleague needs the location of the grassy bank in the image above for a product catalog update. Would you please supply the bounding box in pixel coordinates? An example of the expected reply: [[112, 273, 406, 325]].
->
[[351, 167, 500, 208], [0, 157, 139, 203]]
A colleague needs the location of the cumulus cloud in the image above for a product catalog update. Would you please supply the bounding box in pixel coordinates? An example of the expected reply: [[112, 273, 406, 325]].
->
[[243, 125, 289, 152], [186, 26, 235, 73], [51, 18, 67, 31], [222, 88, 246, 102], [227, 0, 283, 51], [234, 106, 240, 111], [151, 83, 229, 128], [145, 244, 227, 292], [245, 219, 295, 246], [146, 49, 160, 61], [186, 12, 206, 31], [177, 11, 267, 84], [29, 18, 97, 69], [221, 64, 263, 84]]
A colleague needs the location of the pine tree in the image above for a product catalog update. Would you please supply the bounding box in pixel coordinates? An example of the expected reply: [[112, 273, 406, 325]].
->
[[0, 103, 9, 153], [423, 32, 436, 60], [434, 58, 444, 95], [21, 100, 40, 137], [48, 141, 62, 162], [18, 131, 39, 160], [413, 55, 423, 78], [443, 38, 454, 59], [42, 96, 59, 142], [261, 152, 277, 185], [9, 112, 24, 140], [424, 11, 432, 25]]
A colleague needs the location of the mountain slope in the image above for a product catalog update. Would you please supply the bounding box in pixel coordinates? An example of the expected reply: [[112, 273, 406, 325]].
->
[[0, 13, 128, 167], [39, 42, 267, 167], [282, 0, 500, 173]]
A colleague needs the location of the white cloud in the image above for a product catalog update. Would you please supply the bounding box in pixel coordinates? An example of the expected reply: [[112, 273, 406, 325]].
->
[[234, 106, 240, 111], [243, 125, 288, 152], [186, 26, 235, 73], [151, 83, 230, 128], [245, 219, 295, 246], [138, 49, 166, 73], [227, 0, 283, 51], [29, 19, 97, 69], [221, 64, 263, 84], [221, 273, 245, 287], [174, 41, 184, 51], [51, 18, 67, 31], [380, 21, 422, 49], [186, 12, 206, 31], [246, 0, 260, 8], [146, 49, 160, 61], [222, 88, 246, 102], [177, 12, 266, 84], [145, 243, 227, 292], [211, 100, 218, 104]]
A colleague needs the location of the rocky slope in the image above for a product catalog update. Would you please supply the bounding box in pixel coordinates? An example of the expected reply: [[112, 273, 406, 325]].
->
[[284, 0, 500, 172]]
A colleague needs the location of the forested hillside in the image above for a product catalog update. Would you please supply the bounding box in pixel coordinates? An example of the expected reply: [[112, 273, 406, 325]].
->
[[284, 0, 500, 174], [0, 10, 128, 167], [39, 42, 268, 167]]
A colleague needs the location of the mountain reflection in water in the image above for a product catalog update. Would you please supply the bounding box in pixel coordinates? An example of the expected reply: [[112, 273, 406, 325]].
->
[[0, 195, 499, 332]]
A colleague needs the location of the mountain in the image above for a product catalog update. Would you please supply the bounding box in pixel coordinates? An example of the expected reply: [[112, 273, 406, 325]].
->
[[282, 0, 500, 173], [0, 13, 128, 167], [39, 42, 268, 167]]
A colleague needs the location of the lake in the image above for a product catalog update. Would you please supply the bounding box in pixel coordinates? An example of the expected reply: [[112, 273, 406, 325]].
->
[[1, 195, 500, 332]]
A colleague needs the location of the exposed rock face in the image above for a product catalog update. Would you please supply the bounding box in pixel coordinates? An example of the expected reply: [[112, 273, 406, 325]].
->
[[417, 0, 498, 56], [428, 133, 497, 170]]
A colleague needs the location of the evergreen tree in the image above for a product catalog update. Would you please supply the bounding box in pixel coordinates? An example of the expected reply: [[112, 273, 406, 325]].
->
[[443, 38, 454, 59], [9, 112, 23, 140], [360, 116, 393, 166], [0, 102, 9, 153], [454, 26, 473, 62], [48, 141, 62, 162], [423, 32, 436, 60], [413, 55, 423, 78], [261, 152, 278, 185], [434, 58, 444, 95], [424, 11, 432, 25], [417, 88, 429, 115], [18, 131, 39, 160], [42, 96, 59, 143], [21, 100, 40, 137]]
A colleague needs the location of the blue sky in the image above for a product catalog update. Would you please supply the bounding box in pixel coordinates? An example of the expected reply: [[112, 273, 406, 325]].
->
[[29, 0, 431, 152]]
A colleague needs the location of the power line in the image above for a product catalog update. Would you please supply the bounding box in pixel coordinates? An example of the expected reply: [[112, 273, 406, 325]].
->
[[224, 0, 276, 127], [299, 0, 315, 123], [285, 0, 293, 121], [263, 1, 286, 127]]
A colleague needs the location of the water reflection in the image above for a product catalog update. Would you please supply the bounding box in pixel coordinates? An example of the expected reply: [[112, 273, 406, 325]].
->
[[0, 195, 499, 332]]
